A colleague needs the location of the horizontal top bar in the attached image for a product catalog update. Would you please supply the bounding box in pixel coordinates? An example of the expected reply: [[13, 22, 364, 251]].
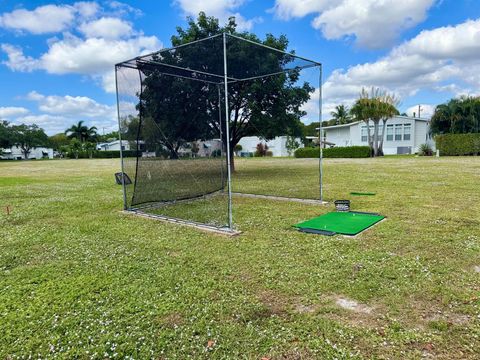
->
[[116, 32, 321, 68], [225, 33, 322, 67]]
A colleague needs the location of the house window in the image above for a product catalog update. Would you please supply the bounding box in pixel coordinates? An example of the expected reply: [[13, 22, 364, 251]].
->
[[121, 146, 125, 151], [403, 123, 411, 141], [395, 124, 402, 141], [386, 125, 394, 141], [361, 126, 368, 142]]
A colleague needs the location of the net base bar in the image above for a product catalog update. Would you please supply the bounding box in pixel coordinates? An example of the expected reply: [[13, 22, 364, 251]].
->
[[232, 192, 328, 205], [122, 210, 241, 236]]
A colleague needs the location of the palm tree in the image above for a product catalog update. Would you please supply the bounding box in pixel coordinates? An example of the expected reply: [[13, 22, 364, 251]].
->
[[330, 104, 352, 125], [378, 93, 400, 155], [65, 121, 97, 142], [351, 88, 399, 157], [430, 96, 480, 135]]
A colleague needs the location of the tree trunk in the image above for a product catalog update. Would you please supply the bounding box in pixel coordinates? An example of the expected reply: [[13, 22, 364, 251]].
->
[[229, 149, 235, 172], [379, 119, 387, 155], [365, 120, 373, 156], [373, 121, 379, 156], [22, 147, 30, 159]]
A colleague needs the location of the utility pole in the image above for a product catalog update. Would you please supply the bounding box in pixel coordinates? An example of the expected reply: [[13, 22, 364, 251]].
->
[[418, 105, 423, 118]]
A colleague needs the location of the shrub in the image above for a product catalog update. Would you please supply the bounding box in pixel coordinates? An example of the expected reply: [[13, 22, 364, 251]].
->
[[94, 150, 138, 158], [255, 143, 269, 157], [294, 146, 371, 158], [435, 133, 480, 156], [265, 151, 273, 157], [418, 143, 433, 156]]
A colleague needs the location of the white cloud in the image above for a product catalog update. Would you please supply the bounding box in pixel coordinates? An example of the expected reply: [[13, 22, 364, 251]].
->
[[0, 106, 30, 118], [405, 104, 435, 118], [0, 2, 97, 34], [321, 18, 480, 116], [174, 0, 260, 31], [2, 34, 160, 92], [39, 35, 159, 74], [0, 44, 39, 72], [79, 17, 134, 39], [74, 2, 100, 19], [108, 1, 143, 17], [272, 0, 435, 48], [12, 114, 71, 135], [27, 91, 115, 118], [15, 91, 119, 134], [0, 1, 160, 93]]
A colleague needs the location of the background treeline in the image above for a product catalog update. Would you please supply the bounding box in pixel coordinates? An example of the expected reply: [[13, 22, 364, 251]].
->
[[431, 96, 480, 156]]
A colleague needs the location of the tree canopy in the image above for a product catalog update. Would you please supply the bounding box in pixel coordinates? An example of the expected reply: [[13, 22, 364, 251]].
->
[[48, 133, 70, 150], [11, 124, 49, 159], [430, 96, 480, 135], [135, 12, 315, 168], [0, 120, 14, 150]]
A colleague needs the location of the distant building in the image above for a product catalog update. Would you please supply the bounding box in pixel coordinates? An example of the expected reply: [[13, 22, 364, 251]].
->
[[178, 139, 223, 157], [320, 115, 434, 155], [96, 140, 130, 151], [237, 136, 303, 157], [0, 146, 53, 160]]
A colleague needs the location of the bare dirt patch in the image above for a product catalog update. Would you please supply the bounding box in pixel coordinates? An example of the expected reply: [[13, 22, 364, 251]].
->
[[335, 296, 373, 314], [157, 312, 184, 329]]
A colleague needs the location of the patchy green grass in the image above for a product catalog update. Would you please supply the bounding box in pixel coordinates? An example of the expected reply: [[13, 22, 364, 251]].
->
[[0, 157, 479, 359]]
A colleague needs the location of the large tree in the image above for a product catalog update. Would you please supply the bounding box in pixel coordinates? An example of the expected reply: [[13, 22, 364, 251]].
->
[[65, 121, 98, 142], [48, 133, 70, 150], [137, 13, 314, 169], [11, 124, 49, 159]]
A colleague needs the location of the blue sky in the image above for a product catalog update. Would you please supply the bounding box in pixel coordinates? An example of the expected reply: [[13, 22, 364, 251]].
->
[[0, 0, 479, 135]]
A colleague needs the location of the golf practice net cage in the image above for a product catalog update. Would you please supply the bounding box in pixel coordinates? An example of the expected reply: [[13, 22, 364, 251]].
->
[[116, 33, 323, 233]]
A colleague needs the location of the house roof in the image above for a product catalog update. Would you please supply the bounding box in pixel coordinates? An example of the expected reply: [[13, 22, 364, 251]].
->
[[318, 121, 361, 130], [317, 115, 430, 130]]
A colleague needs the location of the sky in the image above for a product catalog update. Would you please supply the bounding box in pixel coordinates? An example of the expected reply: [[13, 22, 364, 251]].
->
[[0, 0, 479, 135]]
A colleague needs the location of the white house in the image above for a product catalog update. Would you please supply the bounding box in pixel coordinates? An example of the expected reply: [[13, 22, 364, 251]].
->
[[237, 136, 303, 157], [97, 140, 130, 151], [0, 146, 53, 160], [320, 116, 434, 155]]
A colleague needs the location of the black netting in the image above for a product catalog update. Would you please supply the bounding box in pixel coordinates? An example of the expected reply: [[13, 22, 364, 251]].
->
[[116, 33, 322, 230], [116, 62, 228, 228]]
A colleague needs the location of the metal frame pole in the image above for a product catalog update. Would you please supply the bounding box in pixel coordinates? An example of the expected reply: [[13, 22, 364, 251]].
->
[[115, 65, 128, 210], [217, 85, 225, 190], [223, 33, 234, 230], [318, 65, 323, 202]]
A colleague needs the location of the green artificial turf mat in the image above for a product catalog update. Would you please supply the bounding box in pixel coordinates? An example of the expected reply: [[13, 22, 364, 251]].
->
[[350, 191, 376, 196], [294, 211, 385, 236]]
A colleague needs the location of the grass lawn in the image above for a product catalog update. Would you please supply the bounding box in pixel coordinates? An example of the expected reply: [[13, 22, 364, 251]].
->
[[1, 157, 479, 359]]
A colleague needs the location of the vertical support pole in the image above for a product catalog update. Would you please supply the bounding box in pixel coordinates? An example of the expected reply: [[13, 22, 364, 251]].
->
[[223, 33, 234, 230], [115, 65, 128, 210], [217, 85, 225, 189], [318, 64, 323, 203]]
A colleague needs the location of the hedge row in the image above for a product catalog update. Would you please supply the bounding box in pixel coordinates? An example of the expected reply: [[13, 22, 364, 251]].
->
[[66, 150, 138, 159], [294, 146, 371, 158], [435, 133, 480, 156]]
